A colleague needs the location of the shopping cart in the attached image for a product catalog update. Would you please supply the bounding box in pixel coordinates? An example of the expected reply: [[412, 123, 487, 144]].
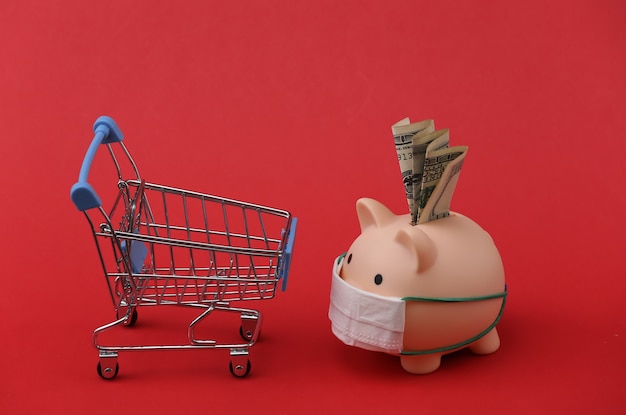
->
[[70, 116, 297, 379]]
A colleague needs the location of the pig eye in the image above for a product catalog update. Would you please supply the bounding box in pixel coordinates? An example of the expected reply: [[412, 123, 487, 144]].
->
[[374, 274, 383, 285], [347, 253, 352, 264]]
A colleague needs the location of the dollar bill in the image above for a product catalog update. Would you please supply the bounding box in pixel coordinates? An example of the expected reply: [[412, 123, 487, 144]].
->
[[392, 118, 435, 214], [416, 145, 468, 224], [410, 129, 450, 224]]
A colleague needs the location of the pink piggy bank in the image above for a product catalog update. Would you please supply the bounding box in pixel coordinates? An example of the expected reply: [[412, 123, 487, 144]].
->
[[329, 198, 507, 374]]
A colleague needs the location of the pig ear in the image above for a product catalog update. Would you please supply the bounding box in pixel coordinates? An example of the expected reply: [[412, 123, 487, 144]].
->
[[356, 198, 396, 231], [394, 227, 437, 273]]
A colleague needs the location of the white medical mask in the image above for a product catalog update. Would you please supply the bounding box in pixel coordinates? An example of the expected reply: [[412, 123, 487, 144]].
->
[[328, 256, 406, 354], [329, 254, 508, 356]]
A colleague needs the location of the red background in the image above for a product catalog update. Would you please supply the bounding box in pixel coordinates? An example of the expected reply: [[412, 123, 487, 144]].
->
[[1, 0, 625, 413]]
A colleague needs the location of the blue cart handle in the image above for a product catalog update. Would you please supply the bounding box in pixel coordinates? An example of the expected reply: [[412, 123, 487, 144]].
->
[[70, 116, 124, 211]]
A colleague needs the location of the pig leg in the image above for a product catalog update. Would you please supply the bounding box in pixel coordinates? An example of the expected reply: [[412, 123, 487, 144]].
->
[[468, 327, 500, 355], [400, 354, 442, 374]]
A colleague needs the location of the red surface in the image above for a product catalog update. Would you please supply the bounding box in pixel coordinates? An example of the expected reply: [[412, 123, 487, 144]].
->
[[1, 0, 625, 413]]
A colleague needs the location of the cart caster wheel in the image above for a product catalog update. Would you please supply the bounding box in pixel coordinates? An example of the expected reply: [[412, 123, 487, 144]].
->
[[239, 314, 259, 341], [118, 308, 138, 326], [97, 361, 119, 380], [239, 325, 255, 341], [229, 360, 251, 378], [127, 309, 138, 326]]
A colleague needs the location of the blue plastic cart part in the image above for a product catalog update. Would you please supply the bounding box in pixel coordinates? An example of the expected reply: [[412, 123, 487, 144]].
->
[[70, 116, 124, 211], [120, 239, 149, 274], [278, 217, 298, 291]]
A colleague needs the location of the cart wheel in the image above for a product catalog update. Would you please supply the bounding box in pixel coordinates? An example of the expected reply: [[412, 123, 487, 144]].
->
[[127, 308, 138, 326], [229, 359, 251, 378], [239, 316, 260, 342], [97, 361, 119, 380], [239, 325, 255, 341], [118, 308, 138, 326]]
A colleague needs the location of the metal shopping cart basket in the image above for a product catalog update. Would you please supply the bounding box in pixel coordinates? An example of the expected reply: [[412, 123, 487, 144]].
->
[[70, 116, 297, 379]]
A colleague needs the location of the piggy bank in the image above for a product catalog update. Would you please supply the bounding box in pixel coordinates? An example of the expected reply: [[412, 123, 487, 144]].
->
[[329, 198, 507, 374]]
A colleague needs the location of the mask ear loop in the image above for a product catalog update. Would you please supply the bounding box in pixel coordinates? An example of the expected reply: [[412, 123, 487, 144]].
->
[[400, 285, 508, 356]]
